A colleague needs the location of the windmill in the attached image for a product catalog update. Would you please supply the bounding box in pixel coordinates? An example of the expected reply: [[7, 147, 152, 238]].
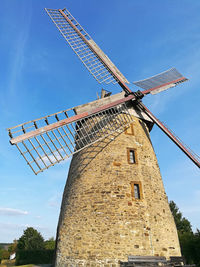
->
[[7, 6, 200, 267]]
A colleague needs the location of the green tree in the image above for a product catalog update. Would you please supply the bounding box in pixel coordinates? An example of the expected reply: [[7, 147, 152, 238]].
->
[[17, 227, 45, 251], [193, 229, 200, 267], [0, 248, 3, 262], [179, 231, 195, 264], [169, 201, 200, 267], [8, 239, 17, 254], [44, 237, 56, 250], [169, 201, 192, 233]]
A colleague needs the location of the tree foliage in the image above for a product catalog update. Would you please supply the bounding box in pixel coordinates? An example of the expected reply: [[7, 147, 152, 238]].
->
[[44, 237, 56, 250], [16, 249, 54, 265], [16, 227, 55, 265], [169, 201, 192, 233], [169, 201, 200, 267], [17, 227, 45, 251], [0, 248, 3, 262], [0, 248, 10, 262], [8, 239, 17, 254]]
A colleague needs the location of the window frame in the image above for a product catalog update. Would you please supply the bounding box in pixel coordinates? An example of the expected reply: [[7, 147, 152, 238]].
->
[[127, 148, 137, 164], [130, 181, 143, 201]]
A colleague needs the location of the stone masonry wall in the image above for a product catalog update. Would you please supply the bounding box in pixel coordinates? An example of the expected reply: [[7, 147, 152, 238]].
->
[[55, 115, 181, 267]]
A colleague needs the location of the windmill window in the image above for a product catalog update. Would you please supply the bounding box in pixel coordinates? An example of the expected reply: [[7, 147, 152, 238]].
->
[[134, 184, 140, 199], [131, 181, 142, 200], [130, 150, 135, 163], [127, 148, 137, 164]]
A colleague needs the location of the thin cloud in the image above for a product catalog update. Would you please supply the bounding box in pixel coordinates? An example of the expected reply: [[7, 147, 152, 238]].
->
[[48, 193, 62, 208], [8, 8, 32, 96], [0, 208, 28, 216], [35, 215, 42, 219], [0, 222, 49, 232], [0, 3, 32, 120], [0, 222, 55, 243], [36, 150, 71, 169], [0, 222, 29, 231]]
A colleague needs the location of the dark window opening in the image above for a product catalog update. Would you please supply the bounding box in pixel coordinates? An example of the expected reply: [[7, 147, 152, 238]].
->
[[134, 184, 140, 199], [129, 149, 136, 164], [131, 181, 142, 200]]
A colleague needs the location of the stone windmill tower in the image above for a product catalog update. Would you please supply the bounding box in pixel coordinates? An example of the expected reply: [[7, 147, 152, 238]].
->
[[7, 6, 200, 267]]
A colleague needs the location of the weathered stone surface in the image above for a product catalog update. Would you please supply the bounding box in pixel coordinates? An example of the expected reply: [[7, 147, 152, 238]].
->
[[55, 114, 181, 267]]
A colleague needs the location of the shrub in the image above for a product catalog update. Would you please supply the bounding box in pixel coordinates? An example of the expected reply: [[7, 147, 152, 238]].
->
[[15, 249, 54, 265]]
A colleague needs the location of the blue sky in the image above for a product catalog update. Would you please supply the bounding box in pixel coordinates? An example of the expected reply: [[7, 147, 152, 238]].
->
[[0, 0, 200, 243]]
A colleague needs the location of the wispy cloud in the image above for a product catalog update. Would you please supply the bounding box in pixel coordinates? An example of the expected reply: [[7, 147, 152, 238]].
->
[[0, 222, 55, 243], [8, 9, 32, 96], [0, 208, 28, 216], [37, 150, 71, 166], [8, 33, 28, 95], [48, 193, 62, 208], [0, 222, 29, 231], [0, 3, 32, 120], [35, 215, 42, 219], [0, 222, 50, 232]]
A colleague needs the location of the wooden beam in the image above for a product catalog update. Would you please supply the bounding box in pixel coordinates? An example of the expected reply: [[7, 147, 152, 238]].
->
[[10, 94, 135, 145]]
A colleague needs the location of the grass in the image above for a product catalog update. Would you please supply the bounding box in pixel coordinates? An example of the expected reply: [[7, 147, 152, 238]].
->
[[14, 265, 34, 267], [0, 259, 52, 267], [0, 265, 34, 267], [0, 264, 51, 267], [0, 261, 34, 267]]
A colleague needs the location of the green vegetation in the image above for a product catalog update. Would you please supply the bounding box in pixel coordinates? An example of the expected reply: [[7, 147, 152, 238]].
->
[[16, 250, 54, 265], [1, 204, 199, 266], [15, 228, 55, 266], [169, 201, 200, 267], [44, 237, 56, 250], [13, 265, 34, 267], [0, 262, 34, 267], [0, 248, 10, 262], [8, 240, 17, 256], [17, 228, 45, 251], [0, 227, 55, 266]]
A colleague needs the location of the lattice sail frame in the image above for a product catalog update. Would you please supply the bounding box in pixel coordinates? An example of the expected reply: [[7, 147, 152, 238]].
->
[[45, 8, 129, 85], [133, 68, 188, 95], [7, 7, 200, 173], [8, 102, 134, 175]]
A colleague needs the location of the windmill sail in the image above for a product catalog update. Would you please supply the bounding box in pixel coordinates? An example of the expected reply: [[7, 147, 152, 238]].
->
[[45, 8, 129, 85], [8, 96, 135, 174], [137, 101, 200, 168], [133, 68, 188, 95], [7, 7, 200, 175]]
